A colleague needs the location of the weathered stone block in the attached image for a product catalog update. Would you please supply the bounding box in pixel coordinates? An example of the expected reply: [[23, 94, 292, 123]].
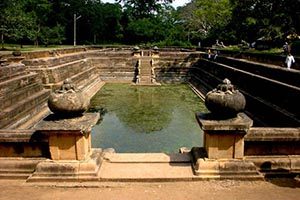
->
[[196, 112, 253, 159], [35, 113, 99, 161]]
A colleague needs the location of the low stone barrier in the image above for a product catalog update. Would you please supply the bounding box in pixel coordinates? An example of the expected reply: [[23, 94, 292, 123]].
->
[[218, 49, 300, 70], [245, 127, 300, 155], [190, 59, 300, 127]]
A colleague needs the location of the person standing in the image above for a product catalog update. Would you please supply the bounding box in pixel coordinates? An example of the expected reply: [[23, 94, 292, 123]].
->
[[285, 53, 295, 69], [283, 42, 289, 54]]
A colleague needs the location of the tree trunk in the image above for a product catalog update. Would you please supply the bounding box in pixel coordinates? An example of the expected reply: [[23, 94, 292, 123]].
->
[[1, 33, 4, 50], [94, 34, 97, 44]]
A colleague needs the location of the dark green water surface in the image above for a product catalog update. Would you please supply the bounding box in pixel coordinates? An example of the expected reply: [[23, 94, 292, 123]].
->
[[89, 83, 207, 153]]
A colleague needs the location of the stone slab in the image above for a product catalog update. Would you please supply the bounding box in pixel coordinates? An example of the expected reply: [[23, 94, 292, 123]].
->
[[35, 113, 100, 136], [99, 161, 195, 181], [196, 112, 253, 131], [245, 127, 300, 141], [0, 157, 46, 179], [27, 149, 103, 182], [246, 155, 300, 174], [0, 130, 35, 142], [192, 158, 263, 180], [104, 153, 191, 163]]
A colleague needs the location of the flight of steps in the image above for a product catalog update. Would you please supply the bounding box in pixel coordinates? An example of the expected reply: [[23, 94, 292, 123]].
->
[[23, 52, 100, 91], [139, 57, 152, 84], [0, 62, 50, 129]]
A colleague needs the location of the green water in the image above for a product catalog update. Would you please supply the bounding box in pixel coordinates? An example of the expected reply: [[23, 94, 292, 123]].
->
[[89, 83, 207, 153]]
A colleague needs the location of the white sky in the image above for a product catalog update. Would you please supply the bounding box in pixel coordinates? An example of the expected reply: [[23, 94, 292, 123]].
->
[[101, 0, 191, 8]]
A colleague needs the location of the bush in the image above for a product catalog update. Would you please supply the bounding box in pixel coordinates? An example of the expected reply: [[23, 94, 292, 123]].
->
[[153, 40, 192, 48]]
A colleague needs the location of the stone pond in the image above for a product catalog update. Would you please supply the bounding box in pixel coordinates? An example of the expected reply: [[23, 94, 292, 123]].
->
[[0, 47, 299, 182], [89, 83, 207, 153]]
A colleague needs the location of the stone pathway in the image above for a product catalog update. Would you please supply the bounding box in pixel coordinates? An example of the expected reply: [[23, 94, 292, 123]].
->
[[99, 153, 194, 181], [0, 179, 299, 200]]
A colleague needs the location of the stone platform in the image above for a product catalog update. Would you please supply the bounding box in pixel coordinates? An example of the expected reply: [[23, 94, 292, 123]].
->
[[0, 151, 272, 183]]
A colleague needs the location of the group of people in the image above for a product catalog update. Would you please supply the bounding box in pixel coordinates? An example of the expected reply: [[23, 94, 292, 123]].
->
[[283, 42, 295, 70], [207, 49, 219, 60]]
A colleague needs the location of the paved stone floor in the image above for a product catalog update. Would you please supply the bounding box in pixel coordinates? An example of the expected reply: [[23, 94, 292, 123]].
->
[[0, 179, 299, 200]]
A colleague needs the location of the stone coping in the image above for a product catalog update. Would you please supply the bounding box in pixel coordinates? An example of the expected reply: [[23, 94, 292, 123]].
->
[[196, 112, 253, 131], [34, 113, 100, 136], [0, 129, 35, 142], [245, 127, 300, 141]]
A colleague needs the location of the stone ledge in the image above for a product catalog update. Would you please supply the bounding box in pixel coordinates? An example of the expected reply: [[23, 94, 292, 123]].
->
[[245, 128, 300, 141], [35, 113, 100, 136], [0, 130, 35, 142], [27, 149, 103, 182], [196, 112, 253, 131], [104, 153, 191, 163], [245, 155, 300, 175], [192, 157, 263, 180], [0, 157, 46, 179]]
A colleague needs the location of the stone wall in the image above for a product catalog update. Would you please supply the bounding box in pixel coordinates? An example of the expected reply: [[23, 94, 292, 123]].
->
[[216, 56, 300, 87], [0, 62, 50, 129], [245, 127, 300, 156], [90, 51, 136, 83], [218, 49, 300, 70], [190, 59, 300, 127], [153, 52, 201, 83]]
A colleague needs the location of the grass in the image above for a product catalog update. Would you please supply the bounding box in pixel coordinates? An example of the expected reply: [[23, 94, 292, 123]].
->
[[221, 45, 283, 55], [0, 44, 83, 55]]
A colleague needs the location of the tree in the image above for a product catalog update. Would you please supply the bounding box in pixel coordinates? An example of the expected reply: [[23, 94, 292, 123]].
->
[[23, 0, 52, 46], [178, 0, 232, 43], [40, 24, 65, 46], [0, 0, 36, 47], [229, 0, 300, 44], [119, 0, 173, 18]]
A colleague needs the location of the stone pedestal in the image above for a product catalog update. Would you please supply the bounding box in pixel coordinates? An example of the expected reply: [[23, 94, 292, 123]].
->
[[196, 112, 253, 159], [35, 113, 99, 160], [192, 113, 262, 179]]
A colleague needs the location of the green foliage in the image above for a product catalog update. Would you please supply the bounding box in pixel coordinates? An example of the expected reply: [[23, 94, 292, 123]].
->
[[1, 0, 299, 47], [119, 0, 173, 18], [229, 0, 300, 44], [40, 24, 65, 46], [177, 0, 232, 43]]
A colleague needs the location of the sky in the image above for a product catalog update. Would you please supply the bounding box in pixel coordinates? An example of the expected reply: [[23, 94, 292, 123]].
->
[[101, 0, 191, 8]]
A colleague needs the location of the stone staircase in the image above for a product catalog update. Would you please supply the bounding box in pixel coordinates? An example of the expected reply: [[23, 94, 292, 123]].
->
[[0, 62, 50, 129], [139, 57, 152, 84], [24, 53, 99, 91]]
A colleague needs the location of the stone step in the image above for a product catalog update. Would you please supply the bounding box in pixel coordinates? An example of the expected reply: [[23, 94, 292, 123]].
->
[[0, 63, 28, 82], [0, 83, 43, 110], [0, 73, 40, 96], [0, 129, 35, 142], [29, 59, 90, 85], [43, 66, 98, 90], [99, 67, 134, 72], [82, 78, 105, 100], [104, 153, 191, 163], [23, 53, 86, 67], [0, 173, 31, 180], [99, 153, 194, 181], [0, 89, 50, 129], [76, 72, 100, 92], [0, 158, 45, 180]]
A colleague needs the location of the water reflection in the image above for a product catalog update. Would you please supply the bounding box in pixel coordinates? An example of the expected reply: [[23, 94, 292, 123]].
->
[[89, 83, 207, 153]]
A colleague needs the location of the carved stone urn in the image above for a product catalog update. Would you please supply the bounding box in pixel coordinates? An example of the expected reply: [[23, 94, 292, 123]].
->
[[48, 79, 89, 117], [205, 78, 246, 118]]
